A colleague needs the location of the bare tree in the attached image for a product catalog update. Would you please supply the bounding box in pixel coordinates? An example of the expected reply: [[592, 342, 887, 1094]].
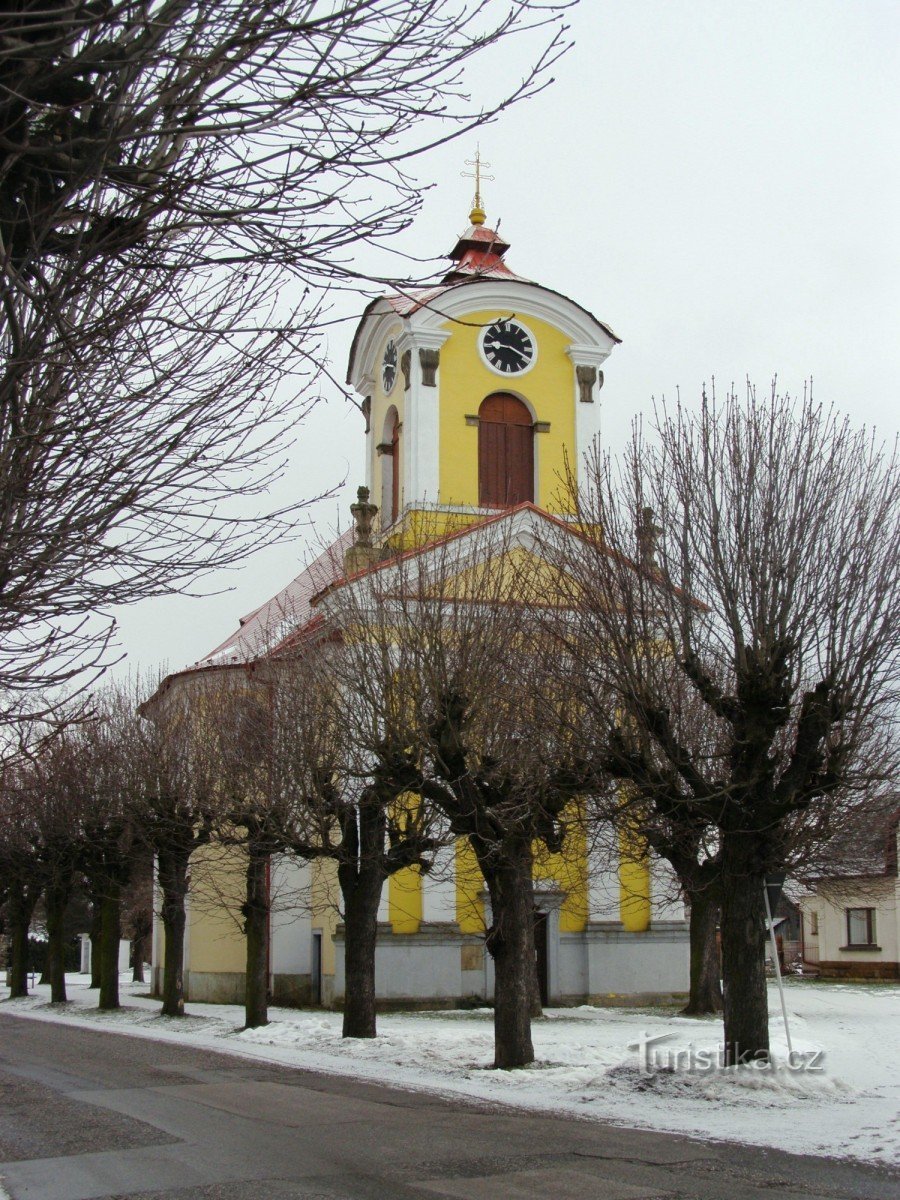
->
[[132, 677, 223, 1015], [270, 637, 441, 1039], [573, 675, 723, 1015], [555, 385, 900, 1064], [324, 523, 591, 1068], [0, 1, 571, 720], [72, 690, 150, 1011], [29, 731, 91, 1002], [0, 764, 41, 996]]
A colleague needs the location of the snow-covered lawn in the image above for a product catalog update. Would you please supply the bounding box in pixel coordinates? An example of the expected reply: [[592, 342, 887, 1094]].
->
[[2, 974, 898, 1165]]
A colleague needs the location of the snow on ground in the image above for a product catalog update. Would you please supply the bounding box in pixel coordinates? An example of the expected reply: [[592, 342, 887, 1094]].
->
[[2, 974, 898, 1165]]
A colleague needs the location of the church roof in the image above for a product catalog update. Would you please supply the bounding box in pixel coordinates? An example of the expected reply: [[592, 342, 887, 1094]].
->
[[189, 531, 352, 669], [443, 222, 516, 282]]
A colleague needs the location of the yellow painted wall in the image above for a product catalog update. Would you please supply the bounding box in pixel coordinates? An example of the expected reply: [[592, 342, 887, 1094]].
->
[[389, 866, 423, 933], [310, 857, 341, 978], [438, 309, 577, 514], [534, 807, 589, 933], [455, 838, 485, 933], [619, 826, 652, 932], [187, 843, 248, 974], [439, 545, 576, 608]]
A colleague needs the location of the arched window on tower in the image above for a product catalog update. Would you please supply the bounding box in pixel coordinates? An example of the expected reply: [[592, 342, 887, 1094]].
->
[[478, 393, 534, 507], [381, 406, 400, 524]]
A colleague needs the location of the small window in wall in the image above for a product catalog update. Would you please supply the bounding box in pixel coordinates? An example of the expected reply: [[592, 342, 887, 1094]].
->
[[381, 406, 400, 524], [846, 907, 876, 946], [478, 392, 534, 507], [808, 910, 819, 937]]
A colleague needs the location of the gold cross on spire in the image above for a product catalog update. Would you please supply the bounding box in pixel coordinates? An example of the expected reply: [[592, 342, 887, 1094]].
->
[[461, 145, 494, 226]]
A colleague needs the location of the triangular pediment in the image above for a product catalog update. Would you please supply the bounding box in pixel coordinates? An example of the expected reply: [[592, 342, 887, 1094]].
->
[[315, 504, 591, 618]]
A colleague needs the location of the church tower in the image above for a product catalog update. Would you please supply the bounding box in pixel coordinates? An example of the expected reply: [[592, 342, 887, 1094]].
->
[[347, 164, 620, 542]]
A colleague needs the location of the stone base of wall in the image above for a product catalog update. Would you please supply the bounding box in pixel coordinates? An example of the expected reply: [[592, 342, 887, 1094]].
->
[[150, 966, 333, 1009], [332, 919, 690, 1005], [816, 959, 900, 980], [184, 970, 245, 1005], [271, 972, 316, 1007]]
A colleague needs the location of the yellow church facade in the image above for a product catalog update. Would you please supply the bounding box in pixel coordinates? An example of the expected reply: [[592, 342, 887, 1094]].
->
[[150, 194, 689, 1008]]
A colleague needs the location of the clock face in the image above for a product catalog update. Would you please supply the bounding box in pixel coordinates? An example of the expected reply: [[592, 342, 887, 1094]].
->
[[481, 319, 535, 375], [382, 339, 398, 393]]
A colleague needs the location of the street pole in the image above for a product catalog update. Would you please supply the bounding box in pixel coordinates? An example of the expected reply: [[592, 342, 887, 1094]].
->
[[763, 885, 793, 1058]]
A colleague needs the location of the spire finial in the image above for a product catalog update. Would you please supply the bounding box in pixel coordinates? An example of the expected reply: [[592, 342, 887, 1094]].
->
[[461, 145, 494, 226]]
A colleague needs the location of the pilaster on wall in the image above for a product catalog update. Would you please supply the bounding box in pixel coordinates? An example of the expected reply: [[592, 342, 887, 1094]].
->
[[566, 344, 610, 490], [358, 371, 376, 493], [397, 328, 450, 506], [650, 854, 686, 923]]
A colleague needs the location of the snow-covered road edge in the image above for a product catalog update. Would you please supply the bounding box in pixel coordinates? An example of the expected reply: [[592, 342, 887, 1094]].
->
[[2, 977, 898, 1167]]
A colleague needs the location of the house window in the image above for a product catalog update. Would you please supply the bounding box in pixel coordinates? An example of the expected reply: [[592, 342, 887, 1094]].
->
[[478, 393, 534, 507], [846, 908, 876, 946], [808, 911, 818, 937]]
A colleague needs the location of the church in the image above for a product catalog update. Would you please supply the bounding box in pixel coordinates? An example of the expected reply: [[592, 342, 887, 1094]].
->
[[149, 168, 690, 1009]]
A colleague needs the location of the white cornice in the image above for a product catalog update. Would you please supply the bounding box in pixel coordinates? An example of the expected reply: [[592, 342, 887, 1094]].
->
[[412, 280, 618, 351], [566, 343, 612, 367]]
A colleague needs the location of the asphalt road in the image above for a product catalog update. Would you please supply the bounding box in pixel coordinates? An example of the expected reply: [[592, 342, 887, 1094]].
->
[[0, 1011, 895, 1200]]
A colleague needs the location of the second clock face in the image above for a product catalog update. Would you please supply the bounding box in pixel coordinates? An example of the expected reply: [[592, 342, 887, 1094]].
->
[[382, 339, 398, 393], [481, 319, 535, 375]]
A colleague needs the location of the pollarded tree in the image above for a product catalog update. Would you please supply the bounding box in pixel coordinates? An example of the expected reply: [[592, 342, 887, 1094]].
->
[[130, 678, 223, 1016], [572, 671, 724, 1016], [324, 521, 592, 1068], [74, 689, 151, 1011], [555, 384, 900, 1064], [28, 729, 94, 1003], [0, 764, 41, 997], [270, 633, 443, 1039]]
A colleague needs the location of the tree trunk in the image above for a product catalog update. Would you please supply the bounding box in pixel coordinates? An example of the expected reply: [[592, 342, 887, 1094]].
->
[[243, 849, 269, 1029], [479, 838, 536, 1069], [682, 887, 723, 1016], [340, 863, 383, 1039], [7, 887, 35, 998], [132, 952, 145, 984], [159, 850, 189, 1017], [45, 882, 69, 1003], [98, 887, 121, 1010], [89, 901, 102, 988], [337, 789, 387, 1040], [529, 921, 543, 1019], [720, 833, 769, 1065]]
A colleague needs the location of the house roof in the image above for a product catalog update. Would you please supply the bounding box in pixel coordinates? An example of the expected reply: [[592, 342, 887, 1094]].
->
[[806, 798, 900, 882]]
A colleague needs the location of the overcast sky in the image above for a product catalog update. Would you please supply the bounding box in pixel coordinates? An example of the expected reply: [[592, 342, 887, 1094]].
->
[[111, 0, 900, 683]]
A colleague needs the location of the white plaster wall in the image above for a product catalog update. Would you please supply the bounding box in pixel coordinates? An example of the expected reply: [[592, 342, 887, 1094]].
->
[[650, 854, 686, 922], [576, 929, 689, 998], [809, 880, 898, 965], [333, 930, 466, 1001], [422, 845, 457, 923], [270, 856, 313, 975], [588, 854, 621, 922]]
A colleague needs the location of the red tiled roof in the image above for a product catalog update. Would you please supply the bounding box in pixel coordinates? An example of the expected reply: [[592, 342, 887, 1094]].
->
[[192, 531, 352, 668]]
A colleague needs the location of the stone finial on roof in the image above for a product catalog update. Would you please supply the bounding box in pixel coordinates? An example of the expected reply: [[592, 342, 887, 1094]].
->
[[345, 485, 380, 576], [637, 506, 663, 573]]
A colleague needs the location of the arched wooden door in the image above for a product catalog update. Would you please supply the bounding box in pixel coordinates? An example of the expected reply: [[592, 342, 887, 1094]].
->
[[478, 393, 534, 507]]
